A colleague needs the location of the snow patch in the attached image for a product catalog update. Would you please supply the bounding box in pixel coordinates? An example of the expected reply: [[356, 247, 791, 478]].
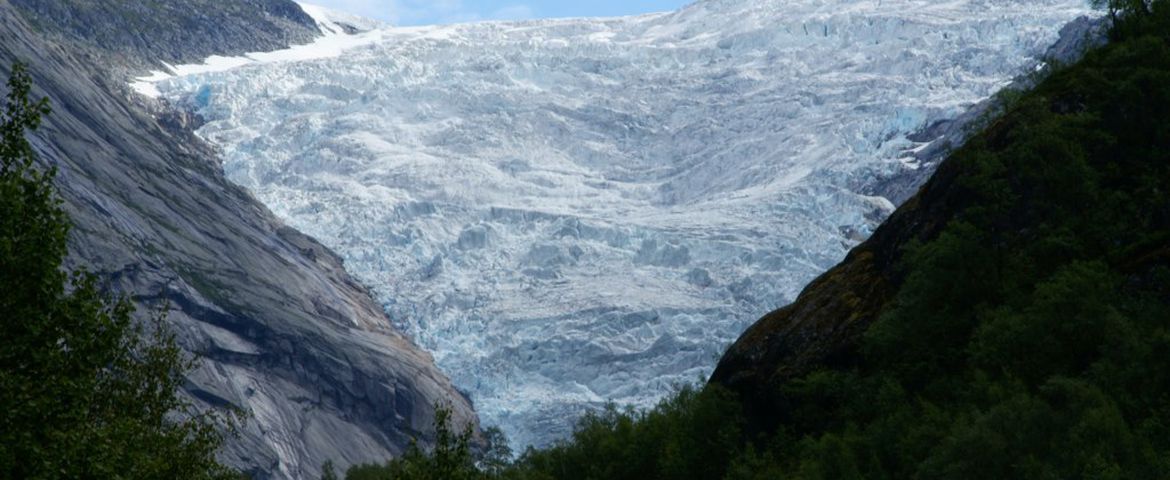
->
[[130, 3, 385, 97]]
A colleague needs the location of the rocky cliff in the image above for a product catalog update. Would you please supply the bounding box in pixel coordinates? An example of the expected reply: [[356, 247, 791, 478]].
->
[[10, 0, 319, 72], [0, 1, 474, 478]]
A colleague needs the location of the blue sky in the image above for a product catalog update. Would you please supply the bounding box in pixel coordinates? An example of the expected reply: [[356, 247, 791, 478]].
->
[[309, 0, 691, 25]]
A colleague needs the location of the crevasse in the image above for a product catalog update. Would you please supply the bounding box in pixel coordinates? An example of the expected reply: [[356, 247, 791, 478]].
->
[[148, 0, 1096, 450]]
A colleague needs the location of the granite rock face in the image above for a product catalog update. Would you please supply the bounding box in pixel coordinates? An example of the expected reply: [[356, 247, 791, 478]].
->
[[0, 1, 474, 478], [9, 0, 319, 71]]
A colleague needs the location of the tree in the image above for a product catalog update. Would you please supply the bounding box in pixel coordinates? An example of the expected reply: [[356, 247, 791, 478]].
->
[[1092, 0, 1151, 18], [321, 460, 340, 480], [0, 61, 237, 479], [345, 404, 482, 480], [1092, 0, 1157, 38], [477, 426, 513, 475]]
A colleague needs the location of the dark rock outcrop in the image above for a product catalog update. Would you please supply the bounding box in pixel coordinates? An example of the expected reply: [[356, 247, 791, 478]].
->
[[10, 0, 319, 72], [0, 1, 474, 478]]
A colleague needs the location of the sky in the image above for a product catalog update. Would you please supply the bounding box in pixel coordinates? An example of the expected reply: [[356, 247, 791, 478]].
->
[[308, 0, 691, 25]]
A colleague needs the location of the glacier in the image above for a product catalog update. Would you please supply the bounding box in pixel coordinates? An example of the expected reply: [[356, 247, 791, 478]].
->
[[144, 0, 1097, 450]]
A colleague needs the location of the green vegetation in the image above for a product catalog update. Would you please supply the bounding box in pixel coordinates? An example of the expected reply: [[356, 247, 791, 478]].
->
[[344, 386, 746, 480], [347, 406, 480, 480], [0, 62, 238, 479], [341, 3, 1170, 479]]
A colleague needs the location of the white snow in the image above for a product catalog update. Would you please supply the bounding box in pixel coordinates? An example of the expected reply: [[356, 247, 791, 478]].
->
[[141, 0, 1096, 451], [130, 2, 387, 97]]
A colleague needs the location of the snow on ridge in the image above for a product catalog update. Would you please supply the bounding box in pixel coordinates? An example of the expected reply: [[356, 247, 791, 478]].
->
[[296, 2, 385, 35], [130, 3, 386, 97], [147, 0, 1098, 451]]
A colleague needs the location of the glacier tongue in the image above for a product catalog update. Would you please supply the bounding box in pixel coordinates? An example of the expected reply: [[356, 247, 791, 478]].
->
[[150, 0, 1095, 450]]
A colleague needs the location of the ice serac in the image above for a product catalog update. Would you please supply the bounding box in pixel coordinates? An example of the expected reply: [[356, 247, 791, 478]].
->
[[150, 0, 1096, 450], [1, 1, 474, 479]]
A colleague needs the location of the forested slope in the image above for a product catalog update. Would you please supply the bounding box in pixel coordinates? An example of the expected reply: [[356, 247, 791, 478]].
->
[[707, 2, 1170, 477]]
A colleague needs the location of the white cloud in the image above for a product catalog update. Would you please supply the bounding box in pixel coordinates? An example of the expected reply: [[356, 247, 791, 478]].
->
[[308, 0, 535, 25]]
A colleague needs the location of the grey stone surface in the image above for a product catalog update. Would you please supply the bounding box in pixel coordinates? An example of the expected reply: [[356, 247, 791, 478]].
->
[[0, 2, 475, 478], [10, 0, 319, 72]]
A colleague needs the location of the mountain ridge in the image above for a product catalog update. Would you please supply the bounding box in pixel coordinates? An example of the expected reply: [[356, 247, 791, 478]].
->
[[373, 5, 1170, 478], [711, 12, 1170, 474], [145, 0, 1098, 450], [0, 1, 475, 478], [10, 0, 319, 73], [710, 11, 1110, 417]]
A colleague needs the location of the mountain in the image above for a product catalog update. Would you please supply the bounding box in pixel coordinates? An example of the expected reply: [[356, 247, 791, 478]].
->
[[709, 17, 1116, 400], [9, 0, 319, 71], [142, 0, 1096, 449], [340, 6, 1170, 478], [0, 1, 473, 478], [702, 5, 1170, 475]]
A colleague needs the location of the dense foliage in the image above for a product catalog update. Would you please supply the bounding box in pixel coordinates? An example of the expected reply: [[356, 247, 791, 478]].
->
[[0, 63, 237, 479], [344, 385, 746, 480], [346, 406, 481, 480], [343, 3, 1170, 479]]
